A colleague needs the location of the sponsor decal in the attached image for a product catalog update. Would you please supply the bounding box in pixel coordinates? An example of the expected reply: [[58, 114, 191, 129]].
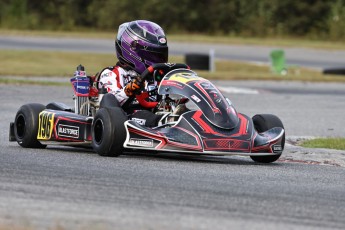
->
[[128, 138, 153, 147], [147, 85, 158, 101], [74, 70, 86, 77], [272, 144, 283, 153], [58, 124, 79, 139], [37, 111, 55, 140], [77, 85, 88, 90], [191, 95, 201, 103], [200, 82, 215, 90], [131, 118, 146, 125], [102, 72, 113, 78], [159, 37, 167, 44], [165, 81, 184, 88]]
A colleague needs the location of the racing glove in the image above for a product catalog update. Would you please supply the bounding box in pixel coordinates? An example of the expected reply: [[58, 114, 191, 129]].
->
[[124, 77, 143, 97]]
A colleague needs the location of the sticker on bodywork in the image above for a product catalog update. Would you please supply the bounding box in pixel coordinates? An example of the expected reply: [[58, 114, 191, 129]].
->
[[168, 72, 201, 84], [128, 138, 153, 147], [272, 144, 283, 153], [58, 124, 79, 139], [37, 111, 55, 140]]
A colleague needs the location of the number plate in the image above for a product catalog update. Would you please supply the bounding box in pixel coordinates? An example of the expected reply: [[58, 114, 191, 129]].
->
[[37, 111, 55, 140]]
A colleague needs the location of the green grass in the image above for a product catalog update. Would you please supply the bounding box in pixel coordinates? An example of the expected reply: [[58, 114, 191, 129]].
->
[[1, 49, 345, 83], [0, 50, 114, 77], [300, 138, 345, 151], [168, 34, 345, 51]]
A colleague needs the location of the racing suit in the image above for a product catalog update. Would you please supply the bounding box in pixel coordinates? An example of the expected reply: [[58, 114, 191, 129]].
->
[[97, 64, 162, 127]]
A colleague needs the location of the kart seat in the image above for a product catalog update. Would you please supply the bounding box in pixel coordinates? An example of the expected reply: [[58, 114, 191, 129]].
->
[[46, 102, 73, 112]]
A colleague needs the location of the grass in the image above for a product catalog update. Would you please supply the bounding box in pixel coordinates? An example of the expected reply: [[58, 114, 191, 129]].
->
[[0, 50, 114, 77], [300, 138, 345, 151], [1, 49, 345, 84], [205, 60, 345, 82], [1, 29, 345, 51], [168, 34, 345, 51]]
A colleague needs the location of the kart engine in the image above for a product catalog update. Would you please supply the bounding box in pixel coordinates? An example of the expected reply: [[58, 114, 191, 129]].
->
[[74, 95, 89, 116]]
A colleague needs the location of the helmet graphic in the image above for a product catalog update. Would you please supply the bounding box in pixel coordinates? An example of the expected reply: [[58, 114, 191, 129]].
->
[[115, 20, 168, 74]]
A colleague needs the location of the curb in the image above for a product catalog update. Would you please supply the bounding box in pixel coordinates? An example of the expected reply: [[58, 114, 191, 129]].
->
[[284, 136, 345, 167]]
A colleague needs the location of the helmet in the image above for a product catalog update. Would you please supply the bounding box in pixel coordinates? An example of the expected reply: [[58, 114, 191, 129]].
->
[[115, 20, 168, 74]]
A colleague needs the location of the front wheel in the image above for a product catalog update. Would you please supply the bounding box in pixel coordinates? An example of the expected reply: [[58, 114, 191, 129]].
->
[[251, 114, 285, 163], [92, 107, 127, 157], [14, 103, 46, 148]]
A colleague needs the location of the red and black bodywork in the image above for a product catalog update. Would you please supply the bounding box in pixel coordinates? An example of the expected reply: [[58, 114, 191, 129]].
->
[[36, 110, 93, 144], [123, 69, 284, 156], [9, 64, 284, 163]]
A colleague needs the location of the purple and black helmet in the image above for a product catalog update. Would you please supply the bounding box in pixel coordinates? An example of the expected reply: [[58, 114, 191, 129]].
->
[[115, 20, 168, 74]]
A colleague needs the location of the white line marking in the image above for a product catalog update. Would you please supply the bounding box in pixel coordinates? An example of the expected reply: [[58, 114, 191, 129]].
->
[[218, 86, 259, 94]]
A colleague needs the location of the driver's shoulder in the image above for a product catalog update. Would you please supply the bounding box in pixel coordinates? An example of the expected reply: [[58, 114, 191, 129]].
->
[[99, 65, 124, 78]]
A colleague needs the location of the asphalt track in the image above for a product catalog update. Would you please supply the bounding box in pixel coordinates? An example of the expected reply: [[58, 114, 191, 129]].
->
[[1, 36, 345, 229], [1, 82, 345, 229]]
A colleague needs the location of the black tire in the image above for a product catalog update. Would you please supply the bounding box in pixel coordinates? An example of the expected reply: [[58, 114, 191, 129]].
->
[[100, 93, 120, 108], [14, 103, 46, 148], [92, 107, 127, 157], [251, 114, 285, 163], [323, 68, 345, 75]]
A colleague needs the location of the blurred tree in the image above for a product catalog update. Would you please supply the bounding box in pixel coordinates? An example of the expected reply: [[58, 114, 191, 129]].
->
[[237, 0, 272, 36], [0, 0, 28, 28], [328, 0, 345, 40], [0, 0, 344, 40], [270, 0, 331, 36]]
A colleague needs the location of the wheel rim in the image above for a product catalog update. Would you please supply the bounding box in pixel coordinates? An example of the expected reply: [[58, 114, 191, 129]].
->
[[15, 114, 26, 139], [93, 118, 104, 145]]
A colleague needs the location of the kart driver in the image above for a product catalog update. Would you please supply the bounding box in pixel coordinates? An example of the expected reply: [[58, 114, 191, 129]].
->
[[95, 20, 172, 127]]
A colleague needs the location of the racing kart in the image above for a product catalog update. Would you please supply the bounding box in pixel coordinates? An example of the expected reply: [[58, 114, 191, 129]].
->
[[9, 63, 285, 163]]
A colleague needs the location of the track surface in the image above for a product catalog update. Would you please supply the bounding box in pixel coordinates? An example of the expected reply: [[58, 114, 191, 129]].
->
[[1, 83, 345, 229]]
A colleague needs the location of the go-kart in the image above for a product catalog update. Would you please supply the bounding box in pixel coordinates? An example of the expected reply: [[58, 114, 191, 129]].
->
[[9, 63, 285, 163]]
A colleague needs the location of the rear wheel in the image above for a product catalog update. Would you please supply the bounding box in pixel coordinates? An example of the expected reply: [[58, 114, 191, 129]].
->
[[251, 114, 285, 163], [92, 107, 127, 157], [14, 103, 46, 148]]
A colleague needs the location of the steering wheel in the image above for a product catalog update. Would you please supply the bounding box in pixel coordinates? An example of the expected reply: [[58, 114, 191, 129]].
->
[[140, 63, 189, 82], [136, 63, 189, 108]]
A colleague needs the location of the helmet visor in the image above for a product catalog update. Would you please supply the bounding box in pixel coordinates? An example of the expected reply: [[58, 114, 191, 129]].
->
[[137, 46, 168, 63]]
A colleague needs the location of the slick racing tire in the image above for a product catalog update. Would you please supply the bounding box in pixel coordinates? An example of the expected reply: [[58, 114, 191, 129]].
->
[[14, 103, 47, 148], [92, 107, 127, 157], [251, 114, 285, 163]]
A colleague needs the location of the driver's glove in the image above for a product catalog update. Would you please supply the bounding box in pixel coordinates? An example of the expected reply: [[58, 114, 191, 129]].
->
[[124, 77, 143, 96]]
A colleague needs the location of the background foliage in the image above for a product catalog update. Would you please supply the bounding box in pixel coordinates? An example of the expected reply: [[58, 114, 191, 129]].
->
[[1, 0, 345, 40]]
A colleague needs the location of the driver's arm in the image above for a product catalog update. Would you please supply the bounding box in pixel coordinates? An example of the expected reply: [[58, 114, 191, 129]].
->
[[98, 68, 130, 106]]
